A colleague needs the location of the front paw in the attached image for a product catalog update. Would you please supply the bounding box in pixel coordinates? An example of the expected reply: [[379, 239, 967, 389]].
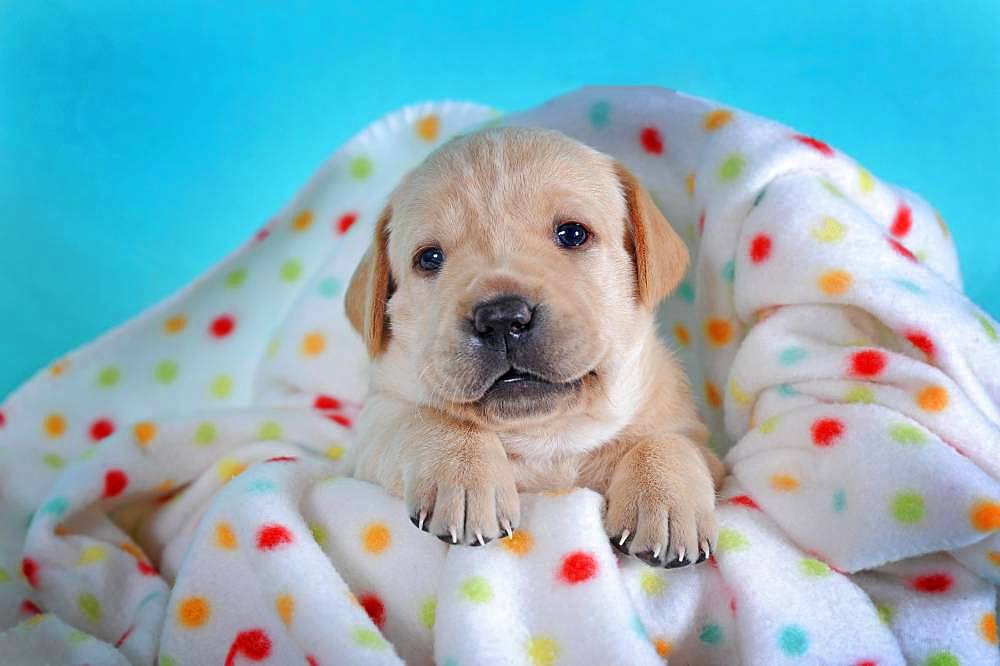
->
[[604, 441, 718, 568], [403, 443, 519, 546]]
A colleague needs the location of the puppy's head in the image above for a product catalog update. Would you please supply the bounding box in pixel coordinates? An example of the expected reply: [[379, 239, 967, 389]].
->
[[346, 128, 687, 429]]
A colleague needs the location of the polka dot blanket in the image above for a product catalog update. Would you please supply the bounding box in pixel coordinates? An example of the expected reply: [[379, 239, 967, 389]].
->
[[0, 86, 998, 666]]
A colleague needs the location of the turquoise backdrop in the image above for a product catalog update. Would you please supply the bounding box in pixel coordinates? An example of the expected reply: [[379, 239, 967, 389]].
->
[[1, 1, 998, 396]]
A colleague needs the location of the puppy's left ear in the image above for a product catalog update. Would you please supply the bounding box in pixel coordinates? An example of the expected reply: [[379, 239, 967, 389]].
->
[[614, 162, 689, 309], [345, 206, 394, 357]]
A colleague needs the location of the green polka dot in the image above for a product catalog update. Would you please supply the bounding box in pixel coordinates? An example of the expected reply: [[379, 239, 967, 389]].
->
[[42, 453, 65, 470], [0, 567, 9, 583], [889, 424, 926, 445], [460, 576, 493, 603], [833, 489, 847, 513], [210, 375, 233, 399], [778, 383, 798, 397], [280, 260, 303, 282], [194, 422, 217, 446], [845, 386, 875, 404], [154, 360, 178, 384], [718, 154, 745, 182], [978, 314, 998, 342], [915, 249, 928, 262], [158, 657, 176, 666], [800, 558, 830, 577], [309, 522, 326, 546], [699, 621, 723, 646], [820, 180, 844, 198], [247, 479, 276, 493], [752, 188, 767, 207], [892, 278, 924, 294], [79, 448, 98, 461], [352, 626, 386, 649], [716, 528, 749, 553], [722, 259, 735, 283], [41, 497, 68, 516], [78, 593, 101, 622], [225, 268, 248, 289], [258, 422, 282, 440], [778, 624, 809, 656], [925, 651, 959, 666], [96, 366, 120, 388], [631, 614, 648, 639], [68, 629, 91, 643], [875, 602, 894, 625], [350, 156, 373, 180], [759, 417, 779, 434], [318, 277, 341, 298], [420, 596, 437, 630], [677, 281, 695, 303], [779, 347, 807, 366], [588, 100, 611, 127], [892, 491, 925, 524]]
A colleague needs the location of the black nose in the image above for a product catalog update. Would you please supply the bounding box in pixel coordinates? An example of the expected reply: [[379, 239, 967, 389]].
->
[[473, 295, 533, 341]]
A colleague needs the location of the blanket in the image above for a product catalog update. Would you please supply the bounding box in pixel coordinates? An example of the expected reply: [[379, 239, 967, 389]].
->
[[1, 86, 998, 666]]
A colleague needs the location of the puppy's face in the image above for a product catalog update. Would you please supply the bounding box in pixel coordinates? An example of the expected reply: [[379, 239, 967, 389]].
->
[[347, 128, 687, 430]]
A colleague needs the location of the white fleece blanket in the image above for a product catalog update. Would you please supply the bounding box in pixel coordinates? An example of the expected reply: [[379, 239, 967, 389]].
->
[[0, 87, 998, 666]]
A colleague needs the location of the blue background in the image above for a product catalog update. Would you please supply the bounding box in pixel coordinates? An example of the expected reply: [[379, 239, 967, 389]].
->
[[2, 1, 998, 397]]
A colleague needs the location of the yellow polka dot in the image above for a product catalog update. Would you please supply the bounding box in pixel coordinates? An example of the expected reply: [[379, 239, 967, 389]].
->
[[210, 375, 233, 399], [177, 596, 211, 629], [916, 385, 949, 412], [640, 570, 667, 597], [730, 378, 750, 407], [970, 500, 1000, 532], [673, 324, 690, 347], [49, 359, 70, 377], [981, 612, 998, 645], [133, 421, 156, 447], [526, 636, 560, 666], [858, 167, 874, 194], [500, 530, 534, 556], [215, 522, 237, 550], [164, 315, 187, 335], [275, 594, 295, 626], [44, 413, 67, 438], [653, 636, 672, 659], [759, 417, 778, 434], [685, 172, 695, 198], [818, 269, 852, 296], [770, 473, 799, 492], [325, 444, 345, 460], [77, 545, 106, 566], [415, 114, 440, 141], [705, 382, 723, 409], [24, 613, 46, 628], [812, 216, 846, 243], [935, 211, 950, 237], [216, 457, 247, 482], [310, 523, 327, 547], [290, 210, 314, 232], [705, 319, 733, 347], [301, 332, 326, 357], [544, 488, 573, 497], [361, 522, 391, 554], [704, 109, 733, 131]]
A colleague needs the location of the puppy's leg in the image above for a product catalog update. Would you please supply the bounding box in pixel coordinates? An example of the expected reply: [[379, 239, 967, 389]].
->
[[350, 394, 519, 546], [601, 435, 718, 568]]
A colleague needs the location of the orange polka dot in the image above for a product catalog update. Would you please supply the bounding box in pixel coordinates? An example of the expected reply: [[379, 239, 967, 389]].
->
[[215, 522, 237, 550], [291, 210, 314, 231], [653, 637, 672, 658], [916, 385, 949, 412], [177, 596, 211, 628], [770, 473, 799, 492], [133, 421, 156, 447], [989, 550, 1000, 567], [119, 542, 144, 560], [154, 479, 174, 496], [981, 612, 998, 644], [704, 109, 733, 131], [970, 500, 1000, 532], [685, 172, 696, 198], [501, 530, 534, 556], [705, 319, 733, 347], [301, 332, 326, 357], [673, 324, 690, 347], [361, 522, 391, 554], [705, 382, 723, 408], [276, 594, 295, 626], [818, 269, 853, 296], [49, 359, 70, 377], [416, 115, 440, 141], [164, 315, 187, 335], [43, 413, 66, 438]]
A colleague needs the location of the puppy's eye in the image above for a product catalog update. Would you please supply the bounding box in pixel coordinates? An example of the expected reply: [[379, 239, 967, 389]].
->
[[555, 222, 590, 248], [416, 247, 445, 272]]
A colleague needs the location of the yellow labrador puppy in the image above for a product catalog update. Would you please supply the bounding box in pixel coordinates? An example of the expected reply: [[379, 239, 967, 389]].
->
[[345, 127, 723, 567]]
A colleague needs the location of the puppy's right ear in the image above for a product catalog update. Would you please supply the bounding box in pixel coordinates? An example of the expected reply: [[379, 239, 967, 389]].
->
[[345, 206, 394, 358]]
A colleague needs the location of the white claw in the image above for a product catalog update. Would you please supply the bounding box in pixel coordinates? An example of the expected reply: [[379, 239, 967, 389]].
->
[[677, 547, 686, 563], [417, 511, 426, 531], [476, 532, 485, 546], [501, 520, 514, 539], [703, 544, 711, 560], [652, 543, 662, 559], [449, 527, 458, 544], [618, 529, 630, 546]]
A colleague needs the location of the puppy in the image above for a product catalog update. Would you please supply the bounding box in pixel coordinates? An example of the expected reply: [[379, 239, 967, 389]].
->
[[344, 127, 723, 567]]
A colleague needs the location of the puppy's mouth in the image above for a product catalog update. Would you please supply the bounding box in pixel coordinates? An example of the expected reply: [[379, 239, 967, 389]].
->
[[476, 366, 589, 405]]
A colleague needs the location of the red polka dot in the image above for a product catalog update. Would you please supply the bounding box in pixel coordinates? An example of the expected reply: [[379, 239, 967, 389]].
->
[[255, 227, 271, 242], [849, 349, 887, 377], [327, 413, 352, 428], [911, 572, 953, 593], [904, 331, 934, 359], [265, 456, 298, 463], [21, 558, 38, 588], [20, 599, 42, 616], [891, 203, 912, 238], [336, 213, 358, 235], [793, 134, 834, 156], [137, 560, 157, 576], [103, 469, 129, 498], [225, 629, 272, 666], [749, 234, 772, 263], [730, 597, 737, 614], [358, 593, 386, 628], [811, 418, 845, 447], [639, 127, 664, 155], [89, 418, 115, 442], [558, 551, 599, 584], [313, 395, 342, 410], [855, 661, 877, 666], [888, 238, 916, 262], [726, 495, 760, 510], [115, 626, 134, 648], [256, 524, 294, 551], [306, 657, 319, 666], [0, 410, 6, 427], [210, 315, 236, 338]]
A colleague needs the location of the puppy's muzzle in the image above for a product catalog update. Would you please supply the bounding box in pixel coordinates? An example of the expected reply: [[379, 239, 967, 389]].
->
[[472, 295, 534, 350]]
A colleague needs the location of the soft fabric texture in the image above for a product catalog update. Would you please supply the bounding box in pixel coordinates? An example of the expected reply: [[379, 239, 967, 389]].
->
[[0, 87, 998, 665]]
